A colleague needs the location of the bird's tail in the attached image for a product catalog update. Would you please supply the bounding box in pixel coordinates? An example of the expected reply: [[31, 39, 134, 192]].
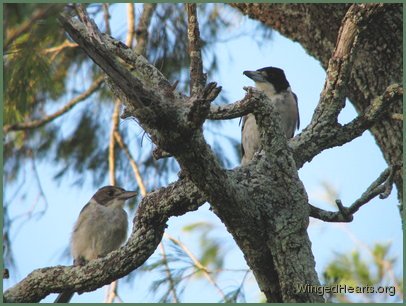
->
[[54, 291, 74, 303]]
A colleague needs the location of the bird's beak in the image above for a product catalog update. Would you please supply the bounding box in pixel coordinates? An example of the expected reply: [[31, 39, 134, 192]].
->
[[117, 190, 138, 200], [243, 70, 265, 82]]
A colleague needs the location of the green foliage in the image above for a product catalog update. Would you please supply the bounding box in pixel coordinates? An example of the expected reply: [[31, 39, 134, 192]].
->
[[182, 221, 225, 271], [5, 4, 69, 125], [138, 222, 249, 302], [322, 243, 402, 302]]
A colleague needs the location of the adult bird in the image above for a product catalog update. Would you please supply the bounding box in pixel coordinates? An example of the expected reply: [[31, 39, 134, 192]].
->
[[55, 186, 137, 303], [241, 66, 300, 166]]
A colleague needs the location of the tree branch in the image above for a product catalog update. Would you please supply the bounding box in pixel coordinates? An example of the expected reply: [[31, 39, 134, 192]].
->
[[114, 131, 147, 197], [186, 4, 206, 96], [125, 3, 135, 48], [207, 89, 257, 120], [5, 4, 60, 50], [108, 101, 120, 186], [3, 76, 104, 134], [3, 178, 205, 302], [165, 233, 226, 300], [309, 166, 398, 222], [158, 242, 179, 302], [313, 3, 385, 124], [134, 3, 156, 56], [292, 81, 402, 169]]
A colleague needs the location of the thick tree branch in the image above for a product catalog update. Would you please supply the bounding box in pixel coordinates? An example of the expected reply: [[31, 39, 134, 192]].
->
[[291, 83, 402, 169], [312, 3, 385, 125], [3, 76, 104, 134], [3, 178, 205, 302], [208, 90, 258, 120]]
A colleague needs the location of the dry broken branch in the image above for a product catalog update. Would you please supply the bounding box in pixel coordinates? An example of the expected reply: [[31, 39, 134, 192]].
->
[[309, 165, 398, 222]]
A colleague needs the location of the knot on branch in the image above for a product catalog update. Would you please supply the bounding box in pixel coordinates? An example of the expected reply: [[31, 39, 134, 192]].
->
[[187, 82, 221, 128]]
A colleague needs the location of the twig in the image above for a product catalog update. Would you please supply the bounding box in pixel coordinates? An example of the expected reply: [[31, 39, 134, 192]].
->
[[186, 4, 206, 96], [113, 131, 147, 197], [309, 166, 397, 222], [3, 76, 104, 134], [338, 84, 403, 143], [105, 280, 118, 303], [108, 101, 120, 186], [44, 40, 78, 61], [102, 3, 111, 35], [126, 4, 135, 48], [159, 243, 179, 303], [30, 150, 49, 219], [165, 233, 226, 300]]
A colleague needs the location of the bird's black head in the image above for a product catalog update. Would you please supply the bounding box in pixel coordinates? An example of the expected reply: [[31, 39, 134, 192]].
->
[[243, 66, 290, 93], [93, 185, 137, 207]]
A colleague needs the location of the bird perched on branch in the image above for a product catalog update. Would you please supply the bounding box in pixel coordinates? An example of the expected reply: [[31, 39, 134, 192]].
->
[[55, 186, 137, 303], [241, 67, 300, 166]]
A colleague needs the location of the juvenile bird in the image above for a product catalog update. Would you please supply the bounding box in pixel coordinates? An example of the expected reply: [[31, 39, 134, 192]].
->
[[55, 186, 137, 303], [241, 66, 299, 165]]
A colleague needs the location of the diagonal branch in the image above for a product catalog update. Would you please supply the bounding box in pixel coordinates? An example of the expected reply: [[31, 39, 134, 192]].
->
[[3, 178, 206, 302], [312, 3, 385, 124], [114, 131, 147, 196], [186, 3, 206, 96], [292, 82, 402, 169], [3, 76, 104, 134], [309, 165, 398, 222], [165, 233, 226, 300], [158, 242, 180, 303]]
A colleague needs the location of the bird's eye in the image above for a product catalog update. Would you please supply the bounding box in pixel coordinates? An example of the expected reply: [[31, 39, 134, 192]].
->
[[108, 190, 115, 197]]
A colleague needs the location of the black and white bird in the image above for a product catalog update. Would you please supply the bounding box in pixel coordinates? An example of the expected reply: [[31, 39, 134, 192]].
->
[[55, 186, 137, 303], [241, 67, 300, 166]]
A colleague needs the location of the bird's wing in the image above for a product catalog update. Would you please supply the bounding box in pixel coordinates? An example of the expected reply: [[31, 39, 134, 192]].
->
[[293, 92, 300, 130], [240, 115, 247, 158], [72, 202, 91, 233]]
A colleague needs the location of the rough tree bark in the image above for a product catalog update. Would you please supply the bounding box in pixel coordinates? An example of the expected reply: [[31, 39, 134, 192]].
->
[[3, 4, 402, 303], [230, 3, 403, 217]]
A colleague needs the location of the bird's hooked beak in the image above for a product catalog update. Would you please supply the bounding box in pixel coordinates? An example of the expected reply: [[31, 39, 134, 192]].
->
[[117, 190, 137, 200], [243, 70, 266, 82]]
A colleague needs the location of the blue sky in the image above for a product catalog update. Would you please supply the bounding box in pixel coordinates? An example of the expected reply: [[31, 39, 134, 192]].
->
[[3, 4, 402, 303]]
